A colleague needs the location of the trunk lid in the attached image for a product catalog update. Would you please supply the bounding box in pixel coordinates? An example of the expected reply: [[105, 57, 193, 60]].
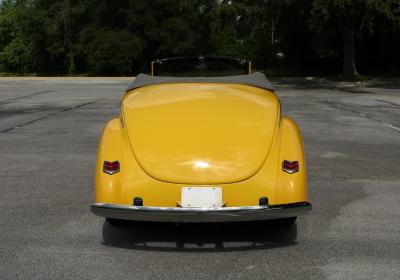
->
[[122, 83, 279, 184]]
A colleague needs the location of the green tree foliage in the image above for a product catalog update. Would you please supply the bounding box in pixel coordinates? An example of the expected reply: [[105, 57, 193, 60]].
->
[[0, 0, 399, 76], [0, 0, 48, 73], [81, 27, 142, 74], [41, 0, 86, 73], [311, 0, 400, 77]]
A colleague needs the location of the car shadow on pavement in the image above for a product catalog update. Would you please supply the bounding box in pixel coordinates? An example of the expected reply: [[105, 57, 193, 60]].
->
[[101, 220, 297, 252]]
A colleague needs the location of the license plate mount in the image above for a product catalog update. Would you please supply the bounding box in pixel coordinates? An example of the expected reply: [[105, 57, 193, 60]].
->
[[181, 187, 222, 208]]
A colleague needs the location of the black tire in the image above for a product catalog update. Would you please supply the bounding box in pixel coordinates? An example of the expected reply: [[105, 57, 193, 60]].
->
[[106, 218, 129, 227], [275, 216, 297, 225]]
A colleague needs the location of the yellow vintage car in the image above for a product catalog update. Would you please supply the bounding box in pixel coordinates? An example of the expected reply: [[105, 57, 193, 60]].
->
[[91, 57, 311, 225]]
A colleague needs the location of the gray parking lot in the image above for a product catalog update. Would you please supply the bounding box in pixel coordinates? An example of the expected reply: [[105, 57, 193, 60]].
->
[[0, 78, 399, 279]]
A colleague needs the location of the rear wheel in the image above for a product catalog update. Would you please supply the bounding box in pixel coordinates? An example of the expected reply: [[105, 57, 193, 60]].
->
[[106, 218, 129, 227], [275, 216, 297, 225]]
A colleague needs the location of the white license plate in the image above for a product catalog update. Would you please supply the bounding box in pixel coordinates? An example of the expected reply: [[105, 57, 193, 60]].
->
[[181, 187, 222, 208]]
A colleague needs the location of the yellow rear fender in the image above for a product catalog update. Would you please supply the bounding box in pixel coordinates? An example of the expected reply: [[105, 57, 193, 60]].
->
[[275, 117, 308, 204], [94, 118, 125, 204]]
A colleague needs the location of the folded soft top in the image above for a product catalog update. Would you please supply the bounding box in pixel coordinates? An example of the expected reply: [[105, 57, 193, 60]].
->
[[126, 72, 275, 92]]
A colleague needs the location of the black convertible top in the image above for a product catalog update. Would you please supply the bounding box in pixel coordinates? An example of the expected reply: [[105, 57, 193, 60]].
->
[[126, 72, 275, 92]]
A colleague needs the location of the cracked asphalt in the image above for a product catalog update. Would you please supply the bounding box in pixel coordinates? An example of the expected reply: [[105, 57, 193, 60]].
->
[[0, 78, 399, 279]]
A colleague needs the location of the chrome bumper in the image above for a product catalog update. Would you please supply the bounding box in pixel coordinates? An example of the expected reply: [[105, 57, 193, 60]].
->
[[91, 202, 311, 223]]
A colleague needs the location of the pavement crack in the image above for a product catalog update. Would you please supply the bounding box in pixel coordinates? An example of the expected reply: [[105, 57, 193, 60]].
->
[[375, 99, 400, 108], [0, 90, 54, 105], [386, 123, 400, 132], [0, 101, 95, 133], [323, 100, 400, 133]]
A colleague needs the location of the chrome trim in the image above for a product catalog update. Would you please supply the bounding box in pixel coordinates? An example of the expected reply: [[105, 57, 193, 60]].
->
[[90, 202, 311, 223]]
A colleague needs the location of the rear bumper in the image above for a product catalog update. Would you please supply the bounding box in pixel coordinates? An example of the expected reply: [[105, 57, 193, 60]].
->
[[90, 202, 312, 223]]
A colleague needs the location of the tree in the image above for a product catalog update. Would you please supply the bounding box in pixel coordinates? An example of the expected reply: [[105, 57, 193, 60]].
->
[[311, 0, 400, 77], [0, 0, 50, 74], [1, 0, 400, 76], [80, 26, 142, 74], [125, 0, 207, 71], [41, 0, 85, 74]]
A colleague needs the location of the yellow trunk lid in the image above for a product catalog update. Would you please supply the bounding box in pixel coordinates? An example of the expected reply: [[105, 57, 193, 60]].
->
[[122, 83, 279, 185]]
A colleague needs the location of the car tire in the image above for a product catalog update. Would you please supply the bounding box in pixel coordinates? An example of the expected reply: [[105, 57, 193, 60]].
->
[[275, 216, 297, 225], [106, 218, 129, 227]]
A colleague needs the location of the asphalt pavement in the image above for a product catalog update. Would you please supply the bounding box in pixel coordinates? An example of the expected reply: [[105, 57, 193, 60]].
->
[[0, 77, 399, 279]]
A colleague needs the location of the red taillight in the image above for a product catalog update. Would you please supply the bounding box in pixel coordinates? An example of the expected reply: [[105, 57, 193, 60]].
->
[[282, 160, 299, 174], [103, 161, 120, 175]]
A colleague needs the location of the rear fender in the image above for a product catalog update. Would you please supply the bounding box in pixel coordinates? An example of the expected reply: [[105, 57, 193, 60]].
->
[[94, 118, 125, 204], [275, 117, 308, 204]]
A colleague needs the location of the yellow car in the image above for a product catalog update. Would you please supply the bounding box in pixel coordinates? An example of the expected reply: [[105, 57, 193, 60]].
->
[[91, 57, 311, 225]]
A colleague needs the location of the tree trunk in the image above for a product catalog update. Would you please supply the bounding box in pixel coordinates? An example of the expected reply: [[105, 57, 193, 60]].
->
[[68, 53, 75, 74], [342, 13, 358, 77]]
